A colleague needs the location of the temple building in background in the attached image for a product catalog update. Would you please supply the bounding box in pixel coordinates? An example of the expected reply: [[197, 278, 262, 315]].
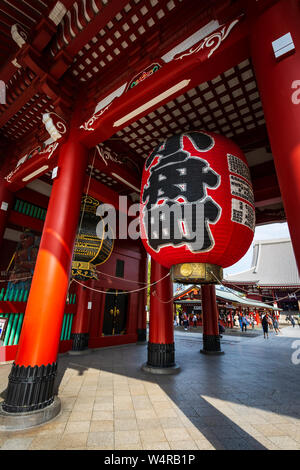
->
[[224, 239, 300, 312]]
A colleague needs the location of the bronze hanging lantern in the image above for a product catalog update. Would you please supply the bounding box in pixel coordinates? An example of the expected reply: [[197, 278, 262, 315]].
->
[[72, 195, 114, 280]]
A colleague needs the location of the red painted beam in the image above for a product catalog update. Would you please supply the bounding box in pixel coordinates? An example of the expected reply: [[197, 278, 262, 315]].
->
[[16, 187, 49, 209], [78, 16, 250, 149], [9, 211, 44, 233], [92, 149, 141, 193]]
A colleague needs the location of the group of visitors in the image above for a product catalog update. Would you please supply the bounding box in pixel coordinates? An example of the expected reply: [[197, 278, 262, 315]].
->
[[236, 312, 257, 331], [175, 311, 201, 330], [261, 313, 281, 338], [286, 314, 300, 328], [175, 308, 300, 338]]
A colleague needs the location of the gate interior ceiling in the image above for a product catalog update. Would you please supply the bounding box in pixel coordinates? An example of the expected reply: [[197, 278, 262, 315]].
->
[[0, 0, 284, 226]]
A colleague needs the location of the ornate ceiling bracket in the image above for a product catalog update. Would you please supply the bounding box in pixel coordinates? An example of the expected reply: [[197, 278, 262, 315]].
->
[[174, 17, 242, 61], [42, 113, 68, 142], [5, 142, 61, 191]]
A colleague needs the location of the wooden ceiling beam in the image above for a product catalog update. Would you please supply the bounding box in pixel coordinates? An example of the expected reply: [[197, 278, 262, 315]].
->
[[62, 0, 131, 58]]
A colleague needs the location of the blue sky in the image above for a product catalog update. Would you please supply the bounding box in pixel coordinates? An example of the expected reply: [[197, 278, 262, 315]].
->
[[224, 222, 291, 275]]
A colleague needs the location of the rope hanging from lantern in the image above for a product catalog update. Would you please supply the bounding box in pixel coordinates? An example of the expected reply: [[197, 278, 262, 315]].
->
[[74, 148, 96, 248]]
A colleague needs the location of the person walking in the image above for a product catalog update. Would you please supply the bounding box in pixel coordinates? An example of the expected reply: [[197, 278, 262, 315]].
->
[[239, 314, 243, 332], [192, 314, 197, 328], [241, 314, 248, 332], [291, 315, 296, 328], [272, 315, 280, 335], [262, 313, 270, 339], [183, 313, 189, 331]]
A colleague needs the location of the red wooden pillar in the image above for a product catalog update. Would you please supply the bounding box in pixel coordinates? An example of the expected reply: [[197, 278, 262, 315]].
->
[[0, 180, 13, 250], [142, 258, 180, 373], [70, 284, 90, 353], [2, 139, 89, 414], [251, 0, 300, 273], [201, 284, 223, 355], [137, 253, 148, 343]]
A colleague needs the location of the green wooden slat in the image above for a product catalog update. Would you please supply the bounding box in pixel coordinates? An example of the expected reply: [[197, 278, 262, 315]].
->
[[13, 288, 19, 302], [23, 289, 29, 302], [13, 313, 24, 345], [60, 314, 67, 341], [64, 315, 70, 341], [8, 314, 19, 346], [18, 200, 24, 213], [67, 314, 74, 340], [8, 287, 14, 302], [4, 287, 9, 301], [18, 288, 24, 302], [3, 314, 14, 346], [0, 288, 4, 301], [14, 199, 20, 212]]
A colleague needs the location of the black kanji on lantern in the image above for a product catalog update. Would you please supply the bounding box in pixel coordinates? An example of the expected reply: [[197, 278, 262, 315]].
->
[[142, 132, 221, 253]]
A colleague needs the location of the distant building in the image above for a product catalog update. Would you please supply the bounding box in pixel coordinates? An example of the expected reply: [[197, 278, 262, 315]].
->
[[224, 239, 300, 312], [174, 283, 278, 327]]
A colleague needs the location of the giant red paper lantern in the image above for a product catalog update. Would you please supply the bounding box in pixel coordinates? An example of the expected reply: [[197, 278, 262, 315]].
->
[[140, 131, 255, 283]]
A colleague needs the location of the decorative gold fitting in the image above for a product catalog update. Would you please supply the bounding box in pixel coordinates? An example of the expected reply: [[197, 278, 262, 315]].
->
[[170, 263, 223, 284]]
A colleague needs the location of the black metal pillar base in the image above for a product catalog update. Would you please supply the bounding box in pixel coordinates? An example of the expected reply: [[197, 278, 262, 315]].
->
[[70, 333, 89, 353], [142, 342, 180, 374], [136, 328, 147, 344], [0, 397, 61, 432], [200, 334, 224, 355], [2, 362, 57, 414]]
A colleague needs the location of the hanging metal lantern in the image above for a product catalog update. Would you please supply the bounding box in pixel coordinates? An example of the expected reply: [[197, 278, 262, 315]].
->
[[72, 195, 114, 280], [140, 131, 255, 284]]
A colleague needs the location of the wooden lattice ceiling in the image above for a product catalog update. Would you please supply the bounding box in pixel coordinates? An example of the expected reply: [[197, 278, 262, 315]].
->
[[112, 58, 266, 165], [0, 0, 285, 224]]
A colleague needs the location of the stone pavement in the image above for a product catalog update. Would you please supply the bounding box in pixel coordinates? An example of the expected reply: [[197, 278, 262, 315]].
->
[[0, 325, 300, 450]]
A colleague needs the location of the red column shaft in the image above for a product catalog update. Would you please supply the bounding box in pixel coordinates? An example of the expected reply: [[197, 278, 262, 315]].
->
[[0, 181, 13, 249], [201, 284, 219, 337], [250, 0, 300, 271], [137, 253, 148, 333], [15, 140, 88, 367], [149, 259, 173, 345], [72, 285, 89, 334]]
